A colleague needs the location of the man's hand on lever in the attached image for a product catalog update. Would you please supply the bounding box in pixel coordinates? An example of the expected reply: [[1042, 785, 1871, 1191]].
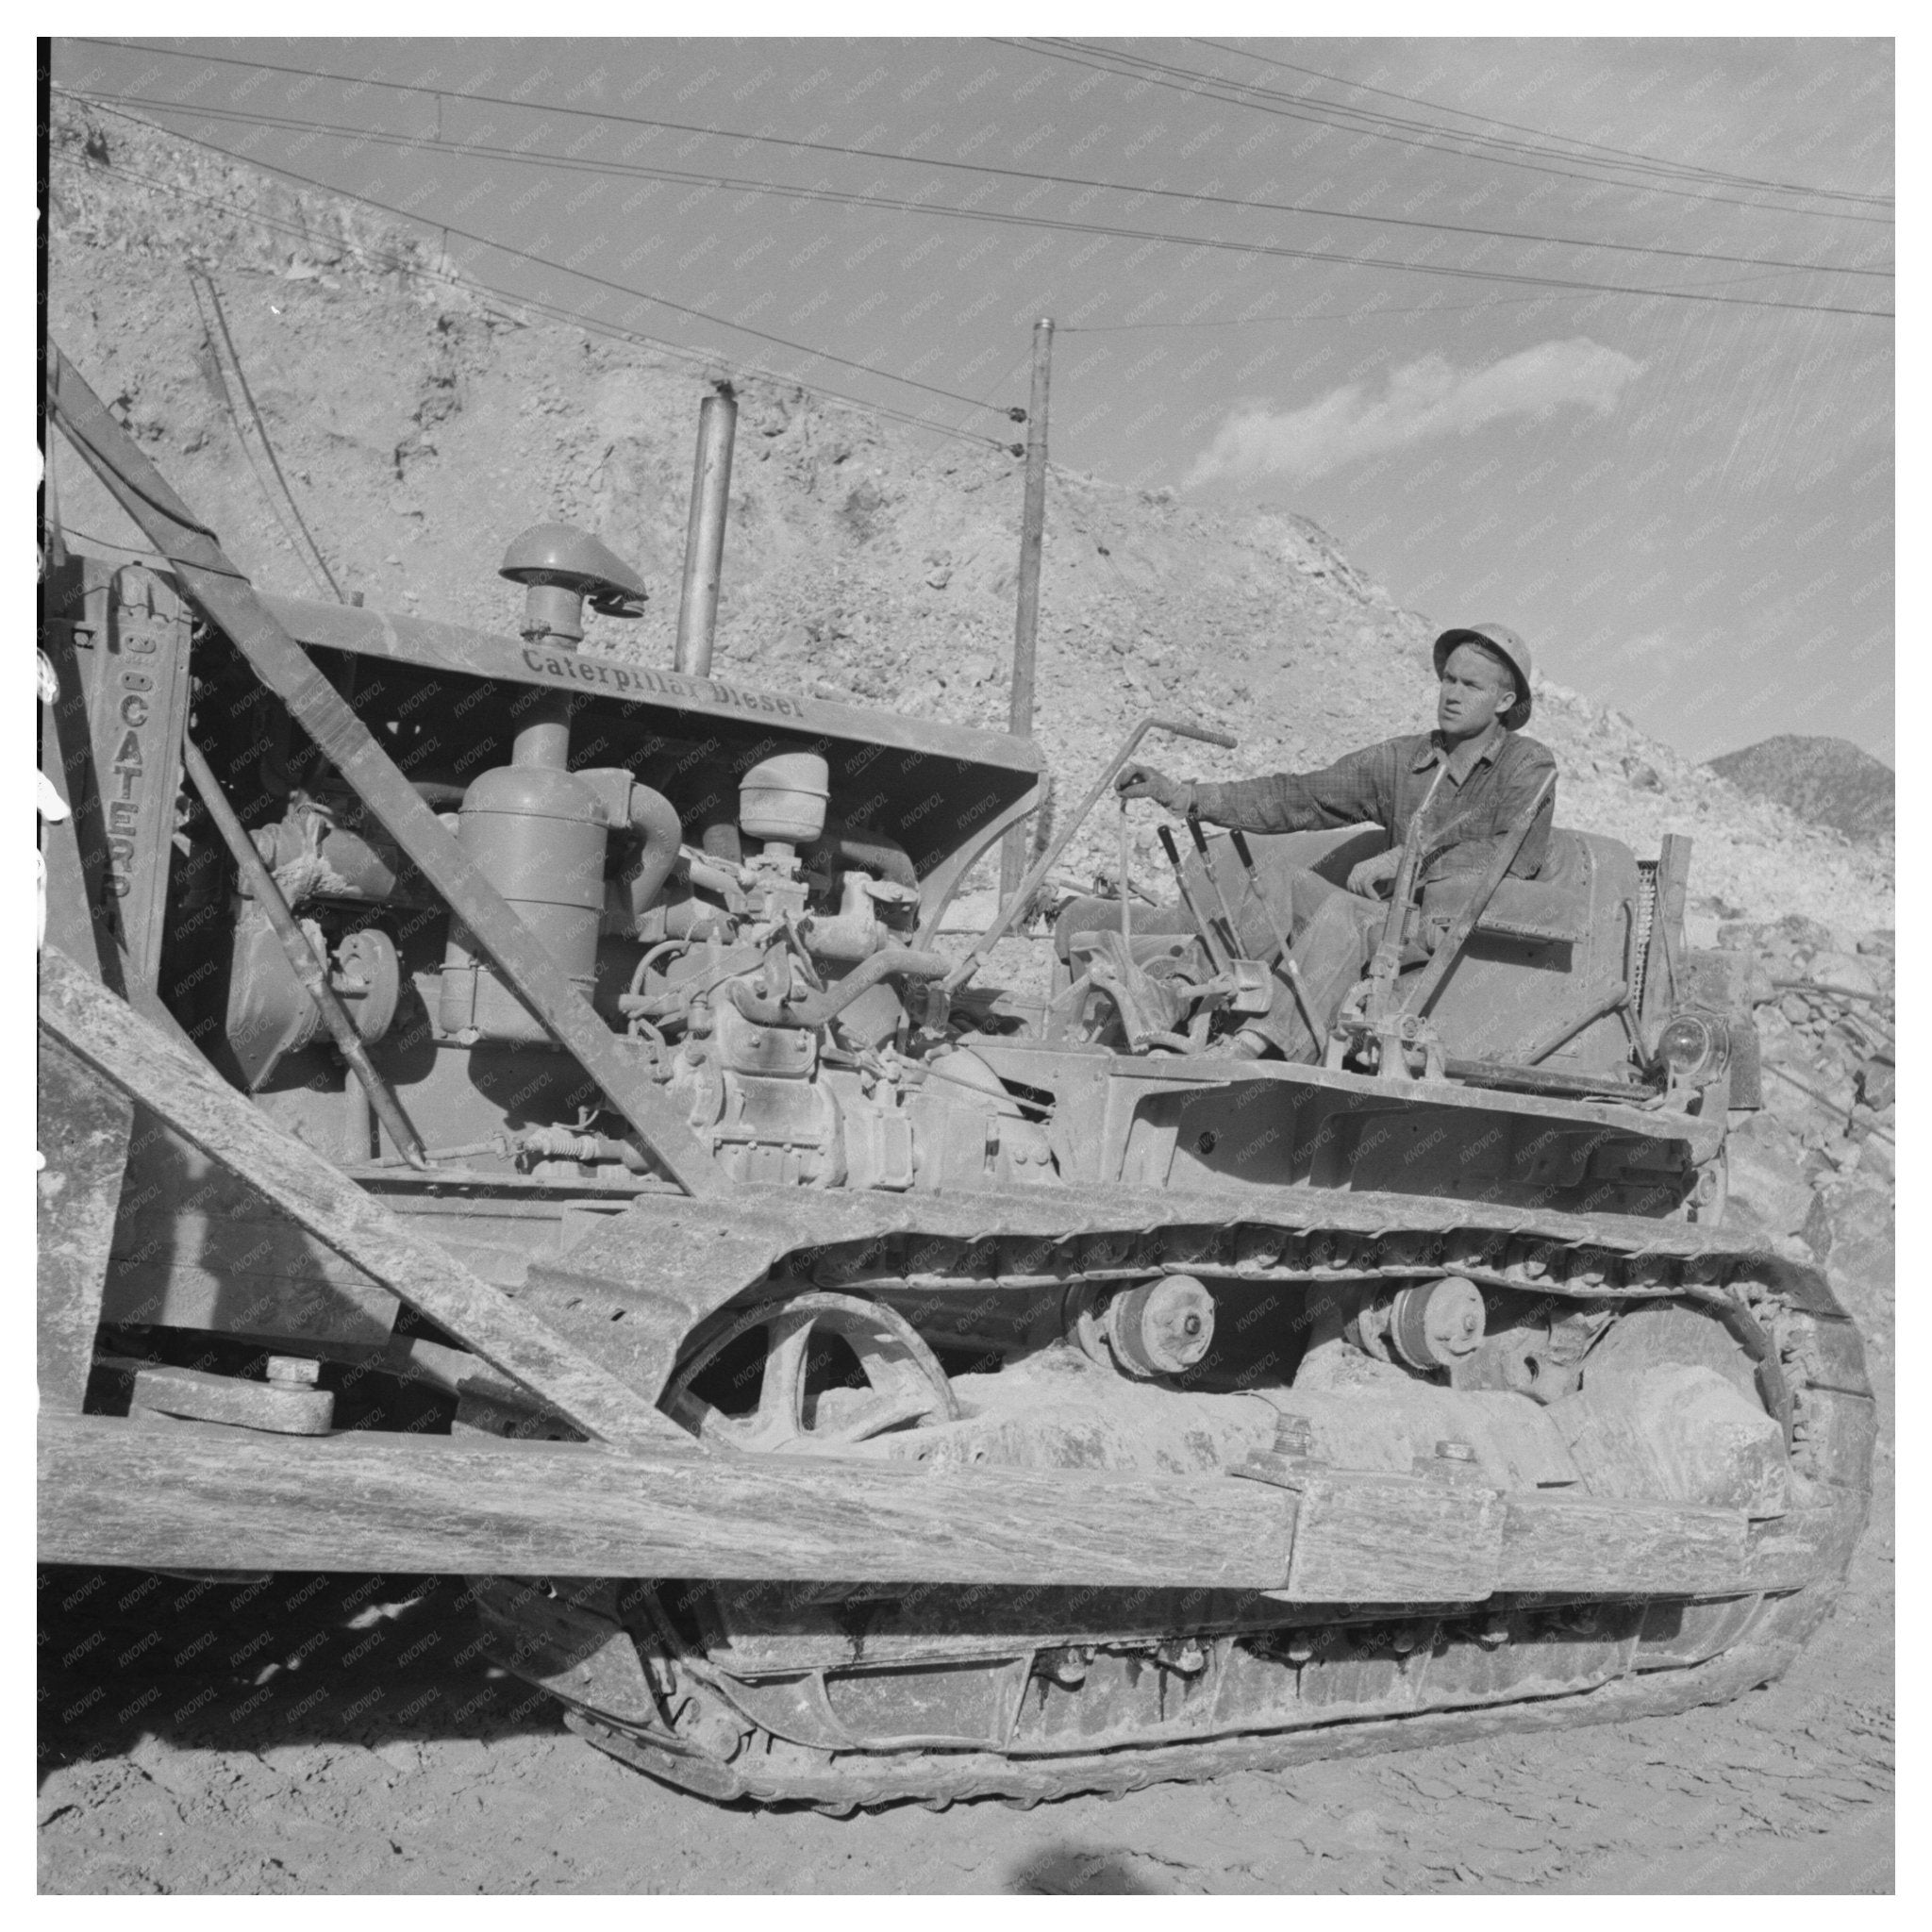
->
[[1114, 762, 1194, 814], [1345, 847, 1403, 900], [1116, 761, 1398, 904]]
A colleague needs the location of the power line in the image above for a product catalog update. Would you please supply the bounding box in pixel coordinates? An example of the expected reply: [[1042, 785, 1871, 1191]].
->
[[50, 107, 1021, 423], [59, 125, 1800, 381], [1007, 39, 1895, 227], [1191, 39, 1892, 207], [50, 146, 1012, 455], [64, 153, 1008, 453], [58, 92, 1894, 323], [75, 34, 1893, 227], [63, 42, 1892, 275], [73, 84, 1893, 289], [1192, 44, 1886, 203], [1057, 268, 1794, 331], [1033, 38, 1897, 215]]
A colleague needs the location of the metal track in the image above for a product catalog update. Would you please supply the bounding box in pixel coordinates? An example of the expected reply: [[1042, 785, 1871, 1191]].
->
[[508, 1231, 1872, 1810], [798, 1229, 1863, 1492], [566, 1633, 1805, 1812]]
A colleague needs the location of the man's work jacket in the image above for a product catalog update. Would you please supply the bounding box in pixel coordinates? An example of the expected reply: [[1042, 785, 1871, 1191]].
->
[[1189, 722, 1557, 884]]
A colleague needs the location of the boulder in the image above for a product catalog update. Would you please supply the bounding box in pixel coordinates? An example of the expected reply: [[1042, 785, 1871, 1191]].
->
[[1760, 1054, 1853, 1132], [1857, 1131, 1896, 1186], [1857, 1058, 1896, 1111], [1802, 951, 1880, 997], [1807, 1175, 1895, 1353], [1724, 1113, 1817, 1240], [1777, 914, 1838, 951]]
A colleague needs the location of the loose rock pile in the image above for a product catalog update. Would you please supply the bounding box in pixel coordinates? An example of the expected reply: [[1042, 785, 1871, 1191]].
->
[[1715, 917, 1894, 1355]]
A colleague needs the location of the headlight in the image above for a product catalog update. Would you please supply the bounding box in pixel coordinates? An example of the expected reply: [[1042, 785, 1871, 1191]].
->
[[1658, 1010, 1731, 1085]]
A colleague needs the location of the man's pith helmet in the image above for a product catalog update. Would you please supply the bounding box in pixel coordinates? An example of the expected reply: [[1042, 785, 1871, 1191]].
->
[[1433, 623, 1533, 730]]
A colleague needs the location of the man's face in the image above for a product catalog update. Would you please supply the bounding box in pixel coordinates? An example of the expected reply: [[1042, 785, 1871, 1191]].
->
[[1437, 641, 1516, 741]]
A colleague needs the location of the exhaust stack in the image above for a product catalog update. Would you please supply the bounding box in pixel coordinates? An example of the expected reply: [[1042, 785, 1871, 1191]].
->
[[675, 383, 738, 676]]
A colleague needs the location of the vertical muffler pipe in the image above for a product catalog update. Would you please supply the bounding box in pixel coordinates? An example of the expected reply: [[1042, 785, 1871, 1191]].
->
[[675, 382, 737, 676]]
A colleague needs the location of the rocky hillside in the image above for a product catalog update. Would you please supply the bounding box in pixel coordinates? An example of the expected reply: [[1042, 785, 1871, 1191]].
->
[[47, 99, 1893, 940], [1708, 735, 1894, 844]]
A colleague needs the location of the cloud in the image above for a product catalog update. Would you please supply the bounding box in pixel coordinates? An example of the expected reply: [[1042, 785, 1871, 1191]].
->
[[1184, 338, 1645, 489]]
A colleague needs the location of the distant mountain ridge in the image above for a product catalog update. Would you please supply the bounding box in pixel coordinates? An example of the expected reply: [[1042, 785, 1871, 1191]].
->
[[1707, 735, 1893, 844]]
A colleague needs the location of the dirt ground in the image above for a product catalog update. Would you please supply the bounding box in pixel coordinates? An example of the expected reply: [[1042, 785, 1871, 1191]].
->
[[38, 1351, 1892, 1897]]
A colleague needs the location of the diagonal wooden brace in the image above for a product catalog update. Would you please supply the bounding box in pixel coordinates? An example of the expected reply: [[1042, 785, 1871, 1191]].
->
[[39, 947, 691, 1454]]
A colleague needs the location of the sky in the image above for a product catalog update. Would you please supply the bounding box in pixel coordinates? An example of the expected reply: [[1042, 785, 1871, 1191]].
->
[[49, 35, 1895, 764]]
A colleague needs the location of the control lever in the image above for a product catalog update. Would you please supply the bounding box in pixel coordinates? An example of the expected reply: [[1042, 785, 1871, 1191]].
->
[[945, 710, 1237, 992], [1182, 811, 1248, 963], [1157, 824, 1230, 971], [1226, 829, 1324, 1047], [1366, 764, 1448, 1026]]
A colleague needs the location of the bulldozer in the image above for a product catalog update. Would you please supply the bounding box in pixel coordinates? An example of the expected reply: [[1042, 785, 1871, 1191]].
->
[[38, 343, 1874, 1811]]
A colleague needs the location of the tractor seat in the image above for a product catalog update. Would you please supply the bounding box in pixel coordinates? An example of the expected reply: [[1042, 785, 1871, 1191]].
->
[[1419, 826, 1593, 945]]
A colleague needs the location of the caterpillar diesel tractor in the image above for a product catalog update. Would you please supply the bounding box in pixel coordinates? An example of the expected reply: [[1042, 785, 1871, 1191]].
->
[[38, 345, 1874, 1811]]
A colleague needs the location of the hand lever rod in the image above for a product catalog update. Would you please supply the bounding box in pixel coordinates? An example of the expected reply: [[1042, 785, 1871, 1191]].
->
[[944, 709, 1236, 992], [1226, 829, 1324, 1046], [1183, 811, 1249, 963], [1156, 824, 1229, 972], [1365, 765, 1448, 1026]]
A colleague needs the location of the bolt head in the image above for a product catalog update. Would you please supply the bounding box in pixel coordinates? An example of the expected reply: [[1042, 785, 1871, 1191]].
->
[[266, 1356, 321, 1387]]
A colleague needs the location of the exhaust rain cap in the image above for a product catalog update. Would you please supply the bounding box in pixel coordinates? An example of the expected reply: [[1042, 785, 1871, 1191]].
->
[[501, 523, 648, 647]]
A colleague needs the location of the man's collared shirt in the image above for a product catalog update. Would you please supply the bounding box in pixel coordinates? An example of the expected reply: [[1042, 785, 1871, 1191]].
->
[[1190, 723, 1557, 881]]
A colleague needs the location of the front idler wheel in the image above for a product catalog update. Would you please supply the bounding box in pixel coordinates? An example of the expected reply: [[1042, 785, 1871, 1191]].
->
[[663, 1290, 958, 1451]]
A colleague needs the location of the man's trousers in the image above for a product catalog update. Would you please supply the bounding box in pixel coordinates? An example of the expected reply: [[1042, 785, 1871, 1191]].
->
[[1217, 865, 1385, 1061]]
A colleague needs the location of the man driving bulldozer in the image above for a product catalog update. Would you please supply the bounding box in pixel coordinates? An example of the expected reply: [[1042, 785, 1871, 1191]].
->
[[1114, 624, 1556, 1061]]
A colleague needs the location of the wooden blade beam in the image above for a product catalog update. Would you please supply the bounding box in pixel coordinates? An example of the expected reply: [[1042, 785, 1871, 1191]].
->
[[38, 1410, 1297, 1589], [39, 1407, 1821, 1596], [44, 344, 724, 1200]]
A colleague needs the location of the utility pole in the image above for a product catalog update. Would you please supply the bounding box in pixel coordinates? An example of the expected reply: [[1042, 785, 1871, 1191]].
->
[[1002, 316, 1054, 906]]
